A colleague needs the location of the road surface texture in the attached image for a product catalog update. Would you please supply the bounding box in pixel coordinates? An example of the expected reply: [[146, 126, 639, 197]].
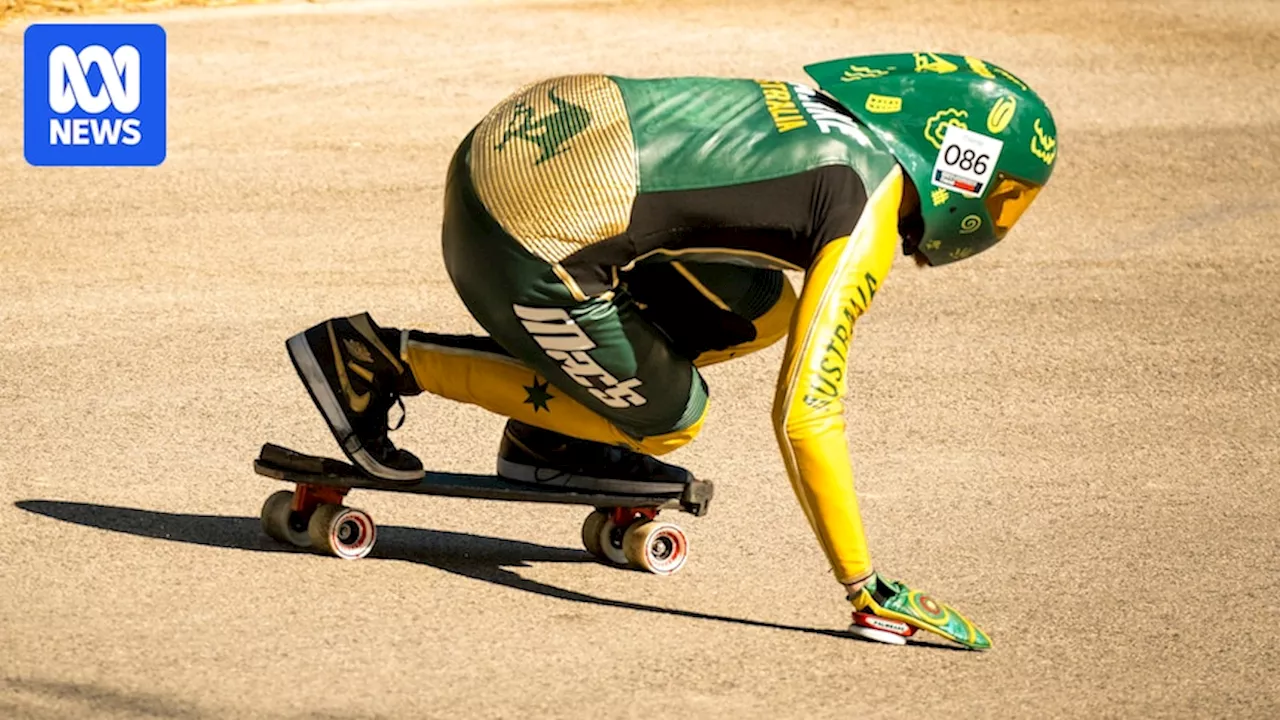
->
[[2, 0, 1278, 717]]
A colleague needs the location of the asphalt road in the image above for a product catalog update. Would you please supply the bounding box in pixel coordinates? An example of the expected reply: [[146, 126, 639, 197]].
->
[[2, 0, 1278, 717]]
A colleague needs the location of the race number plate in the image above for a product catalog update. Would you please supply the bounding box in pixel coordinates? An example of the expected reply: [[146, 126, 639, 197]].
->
[[931, 126, 1003, 197]]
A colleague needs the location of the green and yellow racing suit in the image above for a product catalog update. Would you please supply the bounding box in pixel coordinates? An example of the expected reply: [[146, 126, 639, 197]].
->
[[408, 74, 904, 585]]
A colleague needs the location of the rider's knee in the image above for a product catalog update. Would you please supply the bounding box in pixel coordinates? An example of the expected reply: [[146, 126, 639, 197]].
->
[[632, 398, 708, 456]]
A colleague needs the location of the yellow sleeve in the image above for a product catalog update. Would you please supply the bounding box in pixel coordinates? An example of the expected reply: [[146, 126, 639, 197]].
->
[[771, 167, 903, 585]]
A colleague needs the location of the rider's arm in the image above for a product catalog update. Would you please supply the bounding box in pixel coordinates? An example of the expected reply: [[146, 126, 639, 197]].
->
[[772, 167, 904, 586]]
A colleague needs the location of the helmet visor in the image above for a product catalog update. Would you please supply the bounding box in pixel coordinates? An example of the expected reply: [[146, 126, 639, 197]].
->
[[984, 173, 1043, 240]]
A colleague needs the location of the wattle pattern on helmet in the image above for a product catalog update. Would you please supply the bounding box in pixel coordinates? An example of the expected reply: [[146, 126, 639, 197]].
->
[[804, 52, 1058, 265]]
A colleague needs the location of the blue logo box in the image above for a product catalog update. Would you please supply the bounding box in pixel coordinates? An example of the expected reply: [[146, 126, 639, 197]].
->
[[24, 24, 167, 167]]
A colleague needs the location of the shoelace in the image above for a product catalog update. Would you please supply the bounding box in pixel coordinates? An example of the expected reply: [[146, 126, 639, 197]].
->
[[356, 394, 405, 459], [388, 396, 406, 432]]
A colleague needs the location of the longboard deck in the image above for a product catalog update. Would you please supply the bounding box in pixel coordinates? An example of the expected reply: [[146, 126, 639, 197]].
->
[[255, 443, 714, 516]]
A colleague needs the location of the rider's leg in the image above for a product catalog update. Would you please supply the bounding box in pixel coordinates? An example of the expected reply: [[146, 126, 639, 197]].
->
[[396, 330, 701, 457], [391, 132, 707, 490]]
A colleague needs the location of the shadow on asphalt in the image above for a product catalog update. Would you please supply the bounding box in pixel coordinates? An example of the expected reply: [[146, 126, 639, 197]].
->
[[16, 500, 964, 650], [0, 676, 206, 720]]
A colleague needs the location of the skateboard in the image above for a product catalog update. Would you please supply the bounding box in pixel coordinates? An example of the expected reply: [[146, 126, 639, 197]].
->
[[253, 443, 714, 575]]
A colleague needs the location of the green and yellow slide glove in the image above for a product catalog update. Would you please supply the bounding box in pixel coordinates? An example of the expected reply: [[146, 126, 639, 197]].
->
[[848, 573, 992, 650]]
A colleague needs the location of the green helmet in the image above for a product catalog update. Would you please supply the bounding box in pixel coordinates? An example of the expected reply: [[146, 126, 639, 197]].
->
[[804, 52, 1058, 265]]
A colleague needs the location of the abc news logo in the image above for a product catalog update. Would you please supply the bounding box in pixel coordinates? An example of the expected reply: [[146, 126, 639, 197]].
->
[[24, 24, 166, 167], [48, 44, 144, 146]]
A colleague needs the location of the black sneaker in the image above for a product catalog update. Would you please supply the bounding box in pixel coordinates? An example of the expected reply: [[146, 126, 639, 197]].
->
[[286, 313, 424, 483], [497, 419, 690, 494]]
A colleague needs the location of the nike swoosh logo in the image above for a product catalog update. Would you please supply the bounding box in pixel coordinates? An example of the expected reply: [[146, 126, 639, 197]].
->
[[328, 324, 370, 414]]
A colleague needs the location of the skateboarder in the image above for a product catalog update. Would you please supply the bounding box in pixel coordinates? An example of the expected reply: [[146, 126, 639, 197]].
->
[[285, 53, 1057, 649]]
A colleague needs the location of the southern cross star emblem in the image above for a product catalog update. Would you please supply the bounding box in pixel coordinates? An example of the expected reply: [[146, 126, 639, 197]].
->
[[523, 375, 554, 413]]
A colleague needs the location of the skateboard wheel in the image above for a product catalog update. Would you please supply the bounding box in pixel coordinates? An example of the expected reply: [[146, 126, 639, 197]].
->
[[580, 510, 609, 559], [592, 512, 631, 567], [306, 503, 376, 560], [622, 521, 688, 575], [260, 490, 311, 548]]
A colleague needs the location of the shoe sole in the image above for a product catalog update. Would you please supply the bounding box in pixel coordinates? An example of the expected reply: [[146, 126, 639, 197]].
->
[[496, 457, 688, 495], [286, 330, 423, 483]]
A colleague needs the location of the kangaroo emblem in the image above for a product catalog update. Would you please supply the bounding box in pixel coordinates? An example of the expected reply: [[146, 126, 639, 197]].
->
[[494, 88, 592, 165]]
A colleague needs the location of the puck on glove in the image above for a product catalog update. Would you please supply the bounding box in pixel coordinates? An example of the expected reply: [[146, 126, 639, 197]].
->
[[848, 612, 916, 645]]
